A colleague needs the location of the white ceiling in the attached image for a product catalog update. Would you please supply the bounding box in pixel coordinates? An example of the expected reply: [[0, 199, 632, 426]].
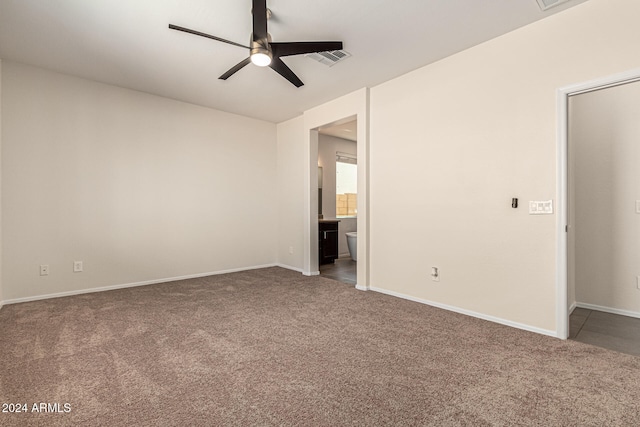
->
[[0, 0, 588, 123], [319, 120, 357, 142]]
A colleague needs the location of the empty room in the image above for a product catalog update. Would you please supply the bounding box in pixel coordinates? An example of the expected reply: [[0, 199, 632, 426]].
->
[[1, 0, 640, 425]]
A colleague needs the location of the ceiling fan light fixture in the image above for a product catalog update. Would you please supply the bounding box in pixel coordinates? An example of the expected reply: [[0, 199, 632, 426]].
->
[[250, 37, 272, 67], [251, 50, 272, 67]]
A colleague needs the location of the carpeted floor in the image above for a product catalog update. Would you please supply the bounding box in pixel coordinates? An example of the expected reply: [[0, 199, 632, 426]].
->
[[1, 267, 639, 426]]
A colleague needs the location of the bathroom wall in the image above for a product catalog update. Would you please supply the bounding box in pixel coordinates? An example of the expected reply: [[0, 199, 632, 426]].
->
[[318, 134, 357, 257], [569, 80, 640, 316], [1, 61, 278, 302]]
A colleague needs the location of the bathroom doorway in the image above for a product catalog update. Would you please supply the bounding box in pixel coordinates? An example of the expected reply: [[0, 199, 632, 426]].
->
[[302, 88, 369, 290], [318, 120, 357, 285]]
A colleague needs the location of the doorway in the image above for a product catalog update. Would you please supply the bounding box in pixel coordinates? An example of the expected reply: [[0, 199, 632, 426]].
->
[[301, 88, 369, 290], [558, 69, 640, 345], [317, 120, 358, 285]]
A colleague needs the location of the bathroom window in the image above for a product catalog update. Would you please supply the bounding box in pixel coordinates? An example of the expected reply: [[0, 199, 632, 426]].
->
[[336, 152, 357, 218]]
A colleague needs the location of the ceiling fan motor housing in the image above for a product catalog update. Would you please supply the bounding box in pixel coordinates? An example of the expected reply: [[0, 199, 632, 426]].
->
[[250, 33, 272, 66]]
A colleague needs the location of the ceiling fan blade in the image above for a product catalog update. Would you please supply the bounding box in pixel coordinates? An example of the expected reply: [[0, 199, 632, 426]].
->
[[169, 24, 250, 49], [269, 57, 304, 88], [219, 57, 252, 80], [270, 41, 343, 57], [252, 0, 268, 41]]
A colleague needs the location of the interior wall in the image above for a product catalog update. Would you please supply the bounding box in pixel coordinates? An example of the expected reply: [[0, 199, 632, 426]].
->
[[369, 0, 640, 334], [318, 134, 357, 257], [1, 61, 278, 302], [569, 81, 640, 315], [0, 58, 3, 309], [276, 116, 305, 271]]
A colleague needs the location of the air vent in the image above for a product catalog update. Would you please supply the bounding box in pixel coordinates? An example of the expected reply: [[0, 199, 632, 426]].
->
[[536, 0, 570, 11], [305, 50, 351, 67]]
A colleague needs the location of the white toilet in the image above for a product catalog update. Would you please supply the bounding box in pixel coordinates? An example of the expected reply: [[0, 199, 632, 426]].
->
[[346, 232, 357, 261]]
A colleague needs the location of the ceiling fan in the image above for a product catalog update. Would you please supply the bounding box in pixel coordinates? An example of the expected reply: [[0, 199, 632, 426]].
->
[[169, 0, 343, 88]]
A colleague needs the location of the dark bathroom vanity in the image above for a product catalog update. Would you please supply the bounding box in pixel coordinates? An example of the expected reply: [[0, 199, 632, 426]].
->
[[319, 220, 340, 265]]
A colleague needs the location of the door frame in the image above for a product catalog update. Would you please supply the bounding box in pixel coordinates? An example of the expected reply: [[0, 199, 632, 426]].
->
[[556, 68, 640, 339], [302, 88, 370, 290]]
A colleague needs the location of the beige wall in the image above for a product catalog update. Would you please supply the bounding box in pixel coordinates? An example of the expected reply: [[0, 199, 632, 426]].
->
[[570, 81, 640, 315], [0, 59, 3, 309], [1, 62, 277, 301], [276, 116, 305, 271], [368, 0, 640, 334]]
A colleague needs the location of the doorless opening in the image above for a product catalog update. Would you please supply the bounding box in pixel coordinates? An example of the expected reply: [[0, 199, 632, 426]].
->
[[557, 68, 640, 339], [316, 120, 358, 285], [301, 88, 369, 290]]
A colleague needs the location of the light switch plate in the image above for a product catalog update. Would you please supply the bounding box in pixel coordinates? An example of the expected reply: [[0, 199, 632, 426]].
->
[[529, 200, 553, 215]]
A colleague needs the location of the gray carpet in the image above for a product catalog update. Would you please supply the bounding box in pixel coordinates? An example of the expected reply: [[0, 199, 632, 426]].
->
[[1, 267, 639, 426]]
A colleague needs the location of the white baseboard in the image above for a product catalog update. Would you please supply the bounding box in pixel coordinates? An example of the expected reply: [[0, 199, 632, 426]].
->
[[355, 284, 368, 291], [576, 302, 640, 319], [303, 271, 320, 277], [2, 263, 279, 306], [569, 301, 577, 314], [276, 263, 305, 274], [369, 286, 557, 338]]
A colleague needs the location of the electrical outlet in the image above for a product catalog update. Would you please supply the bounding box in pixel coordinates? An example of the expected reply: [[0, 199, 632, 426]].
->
[[637, 276, 640, 290], [289, 246, 294, 255], [431, 267, 440, 282], [40, 265, 49, 276], [73, 261, 83, 273]]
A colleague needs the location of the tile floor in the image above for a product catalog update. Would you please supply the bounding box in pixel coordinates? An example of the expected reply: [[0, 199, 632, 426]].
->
[[319, 257, 356, 285], [570, 307, 640, 356]]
